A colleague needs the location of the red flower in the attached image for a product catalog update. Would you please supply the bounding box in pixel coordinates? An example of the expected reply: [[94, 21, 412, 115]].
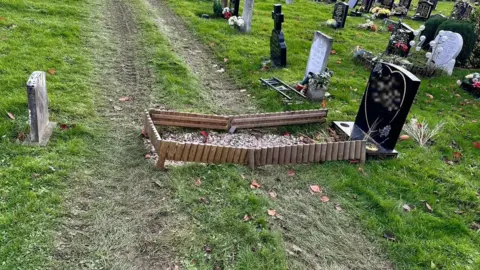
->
[[387, 24, 395, 32], [394, 42, 408, 52], [224, 12, 232, 19], [473, 81, 480, 88]]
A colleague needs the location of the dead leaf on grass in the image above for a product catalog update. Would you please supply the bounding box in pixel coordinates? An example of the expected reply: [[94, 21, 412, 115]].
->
[[453, 151, 462, 160], [118, 96, 131, 102], [47, 69, 55, 75], [31, 173, 41, 179], [330, 50, 336, 55], [209, 42, 215, 47], [0, 17, 5, 21], [195, 178, 201, 186], [59, 123, 70, 131], [402, 204, 411, 212], [267, 209, 277, 216], [473, 142, 480, 149], [399, 134, 410, 141], [287, 169, 295, 177], [336, 60, 342, 64], [16, 132, 25, 141], [334, 204, 343, 211], [268, 191, 277, 199], [425, 202, 433, 212], [250, 179, 261, 189], [113, 105, 122, 111], [426, 93, 434, 99], [310, 185, 321, 193], [320, 196, 329, 203], [243, 215, 251, 221], [145, 154, 151, 159], [7, 112, 15, 120], [224, 58, 228, 63], [358, 167, 366, 175], [454, 209, 464, 215], [199, 197, 209, 204], [321, 99, 327, 108], [470, 222, 480, 231]]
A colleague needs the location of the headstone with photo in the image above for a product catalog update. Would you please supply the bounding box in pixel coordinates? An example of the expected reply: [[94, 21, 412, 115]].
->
[[386, 27, 415, 57], [430, 31, 463, 75], [26, 71, 55, 146], [270, 4, 287, 67], [332, 2, 349, 28], [305, 31, 334, 78], [412, 1, 434, 21], [333, 62, 421, 157], [450, 1, 474, 20]]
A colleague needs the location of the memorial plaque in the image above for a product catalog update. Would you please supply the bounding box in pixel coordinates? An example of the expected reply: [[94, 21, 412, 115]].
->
[[351, 62, 421, 151], [26, 71, 55, 146], [412, 1, 433, 21], [270, 4, 287, 67], [332, 2, 349, 28], [305, 31, 333, 77]]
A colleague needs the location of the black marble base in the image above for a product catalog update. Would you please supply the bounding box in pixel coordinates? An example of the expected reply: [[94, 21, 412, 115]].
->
[[331, 121, 398, 159]]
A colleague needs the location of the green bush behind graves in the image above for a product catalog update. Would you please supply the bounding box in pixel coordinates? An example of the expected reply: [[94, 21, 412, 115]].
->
[[437, 19, 476, 66], [422, 16, 448, 49]]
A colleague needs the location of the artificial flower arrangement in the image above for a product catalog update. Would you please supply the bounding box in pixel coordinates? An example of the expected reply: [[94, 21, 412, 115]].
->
[[457, 73, 480, 96], [358, 19, 378, 32], [228, 16, 245, 30], [223, 7, 233, 19], [370, 7, 391, 19], [326, 19, 338, 29], [296, 69, 333, 101], [392, 6, 408, 17]]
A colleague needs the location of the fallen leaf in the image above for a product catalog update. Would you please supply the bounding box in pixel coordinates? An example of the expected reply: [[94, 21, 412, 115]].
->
[[215, 68, 225, 73], [250, 179, 261, 189], [383, 231, 396, 242], [453, 151, 462, 160], [336, 60, 342, 64], [47, 68, 55, 75], [473, 142, 480, 149], [243, 215, 251, 221], [470, 222, 480, 230], [283, 132, 291, 137], [209, 42, 215, 47], [287, 169, 295, 177], [349, 160, 360, 164], [353, 194, 358, 200], [310, 185, 321, 193], [0, 17, 5, 21], [268, 191, 277, 199], [334, 204, 343, 211], [16, 132, 25, 141], [321, 99, 327, 108], [7, 112, 15, 120], [471, 120, 477, 123], [320, 196, 329, 202], [267, 209, 277, 216], [358, 167, 366, 175], [31, 173, 41, 178], [199, 197, 209, 204], [330, 49, 336, 54], [455, 94, 461, 98], [59, 123, 70, 131], [425, 202, 433, 212], [399, 134, 410, 141], [224, 58, 228, 63], [118, 96, 131, 102], [426, 93, 434, 99], [402, 204, 411, 212], [202, 245, 212, 253], [145, 153, 151, 159], [200, 131, 208, 143], [113, 105, 122, 111], [195, 178, 201, 186]]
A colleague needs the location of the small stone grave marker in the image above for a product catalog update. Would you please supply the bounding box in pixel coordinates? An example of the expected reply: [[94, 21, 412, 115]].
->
[[332, 2, 349, 28], [26, 71, 55, 146], [451, 1, 474, 20], [412, 1, 434, 21], [430, 31, 463, 75], [270, 4, 287, 67], [305, 31, 333, 78]]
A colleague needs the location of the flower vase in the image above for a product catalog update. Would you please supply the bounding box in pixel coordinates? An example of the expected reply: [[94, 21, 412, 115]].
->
[[306, 85, 327, 101]]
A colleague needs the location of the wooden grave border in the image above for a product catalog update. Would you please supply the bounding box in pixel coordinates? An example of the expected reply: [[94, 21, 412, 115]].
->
[[144, 109, 366, 169]]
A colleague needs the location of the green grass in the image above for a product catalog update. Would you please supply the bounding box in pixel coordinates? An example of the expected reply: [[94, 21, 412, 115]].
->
[[161, 0, 480, 269]]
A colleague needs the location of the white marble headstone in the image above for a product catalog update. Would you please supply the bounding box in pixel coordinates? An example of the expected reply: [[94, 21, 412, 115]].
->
[[305, 31, 333, 78], [431, 31, 463, 76]]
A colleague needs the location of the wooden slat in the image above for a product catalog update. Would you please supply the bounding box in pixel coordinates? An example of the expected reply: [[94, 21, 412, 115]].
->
[[285, 146, 292, 165], [232, 118, 326, 129], [314, 144, 322, 162], [151, 114, 228, 124], [326, 143, 333, 161], [239, 148, 248, 164], [272, 146, 280, 165], [188, 143, 198, 162], [291, 145, 298, 164], [221, 146, 230, 163], [344, 141, 351, 160], [173, 143, 185, 161], [301, 144, 309, 163], [152, 120, 226, 130], [320, 143, 327, 162], [156, 141, 169, 169], [360, 141, 367, 164], [350, 141, 356, 160], [232, 147, 241, 164], [214, 146, 223, 163], [181, 143, 191, 161], [332, 142, 339, 161], [296, 144, 302, 164], [255, 148, 261, 166], [224, 147, 235, 163], [208, 146, 217, 163], [231, 110, 327, 123], [167, 142, 177, 161], [248, 149, 255, 169], [355, 141, 362, 160], [260, 147, 268, 166], [266, 147, 273, 165], [279, 146, 286, 165], [201, 145, 211, 163], [194, 144, 205, 162], [308, 144, 315, 162], [338, 142, 345, 160]]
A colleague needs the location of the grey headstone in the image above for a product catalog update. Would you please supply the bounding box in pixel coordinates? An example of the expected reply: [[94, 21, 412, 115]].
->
[[26, 71, 55, 146], [305, 31, 333, 78]]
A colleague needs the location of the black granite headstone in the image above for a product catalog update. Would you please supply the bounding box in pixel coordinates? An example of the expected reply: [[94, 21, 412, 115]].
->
[[229, 0, 241, 17], [380, 0, 395, 9], [385, 27, 415, 57], [413, 1, 433, 21], [450, 1, 474, 20], [270, 4, 287, 67], [430, 0, 438, 10], [351, 62, 421, 151], [333, 2, 349, 28], [398, 0, 412, 10], [360, 0, 374, 13]]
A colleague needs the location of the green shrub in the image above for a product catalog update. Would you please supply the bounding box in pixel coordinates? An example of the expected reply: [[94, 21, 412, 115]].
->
[[213, 0, 223, 17], [437, 19, 476, 66], [469, 12, 480, 68], [421, 16, 448, 49]]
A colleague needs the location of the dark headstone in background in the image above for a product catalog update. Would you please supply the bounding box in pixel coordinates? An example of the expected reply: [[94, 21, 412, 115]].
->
[[333, 2, 349, 28], [413, 1, 434, 21], [270, 4, 287, 67]]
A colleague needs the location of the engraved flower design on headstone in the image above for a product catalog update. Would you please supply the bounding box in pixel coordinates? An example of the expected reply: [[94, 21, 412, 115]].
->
[[380, 125, 392, 137]]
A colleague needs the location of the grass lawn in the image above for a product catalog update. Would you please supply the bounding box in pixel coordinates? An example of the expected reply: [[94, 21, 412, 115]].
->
[[161, 0, 480, 269]]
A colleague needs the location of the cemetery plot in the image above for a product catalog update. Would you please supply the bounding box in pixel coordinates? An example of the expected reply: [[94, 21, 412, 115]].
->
[[144, 109, 366, 169]]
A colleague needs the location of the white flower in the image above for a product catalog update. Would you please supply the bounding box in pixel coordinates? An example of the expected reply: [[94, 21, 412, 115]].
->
[[466, 74, 474, 79], [416, 46, 421, 51], [473, 78, 479, 83], [425, 52, 432, 58], [222, 7, 230, 14], [419, 25, 425, 31], [237, 18, 244, 27], [409, 40, 416, 46], [429, 41, 436, 47], [228, 16, 236, 26], [413, 30, 420, 36], [437, 47, 444, 53], [420, 36, 426, 41], [441, 36, 448, 42], [457, 80, 462, 85]]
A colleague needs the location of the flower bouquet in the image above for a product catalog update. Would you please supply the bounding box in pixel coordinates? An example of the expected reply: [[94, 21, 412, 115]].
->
[[358, 19, 378, 32], [370, 7, 391, 19], [228, 16, 245, 30], [326, 19, 338, 29], [302, 69, 333, 101], [223, 7, 232, 19], [458, 73, 480, 97]]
